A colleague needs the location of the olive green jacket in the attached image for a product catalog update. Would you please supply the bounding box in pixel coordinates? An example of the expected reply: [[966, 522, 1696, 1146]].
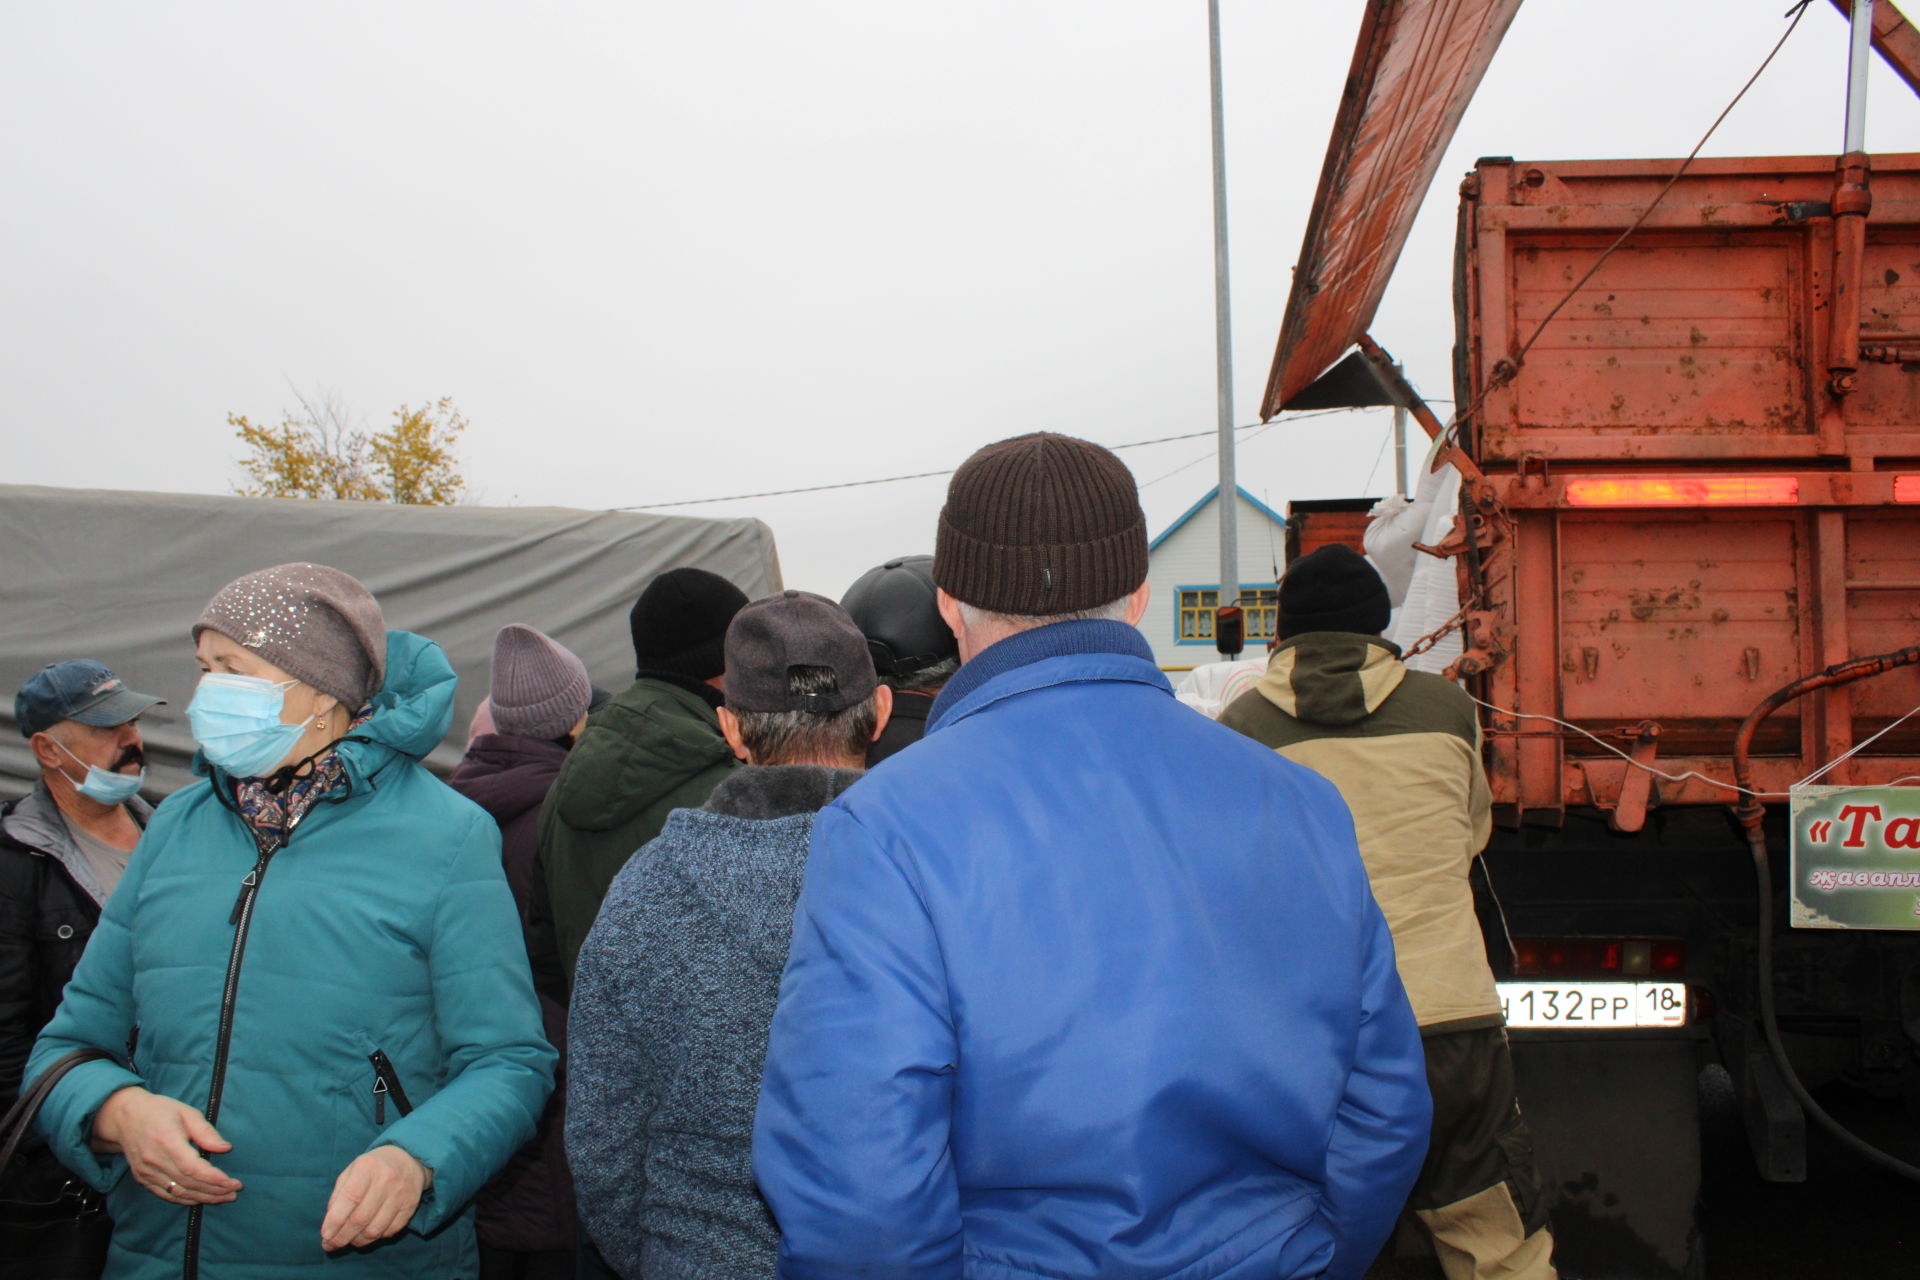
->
[[537, 676, 735, 986], [1220, 633, 1501, 1034]]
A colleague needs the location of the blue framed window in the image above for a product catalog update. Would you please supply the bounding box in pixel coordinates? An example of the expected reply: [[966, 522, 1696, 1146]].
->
[[1176, 584, 1279, 645], [1176, 587, 1219, 642], [1242, 588, 1278, 642]]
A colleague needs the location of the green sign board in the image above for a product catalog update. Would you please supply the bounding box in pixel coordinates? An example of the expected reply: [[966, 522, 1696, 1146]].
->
[[1790, 785, 1920, 930]]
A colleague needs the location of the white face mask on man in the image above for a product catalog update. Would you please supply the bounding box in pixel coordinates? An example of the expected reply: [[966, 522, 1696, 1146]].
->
[[50, 736, 145, 805]]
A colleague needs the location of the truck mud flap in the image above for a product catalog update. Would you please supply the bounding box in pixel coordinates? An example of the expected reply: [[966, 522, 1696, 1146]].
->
[[1511, 1036, 1702, 1280]]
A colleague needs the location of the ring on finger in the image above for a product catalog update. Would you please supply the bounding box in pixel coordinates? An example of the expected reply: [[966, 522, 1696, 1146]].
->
[[165, 1180, 177, 1196]]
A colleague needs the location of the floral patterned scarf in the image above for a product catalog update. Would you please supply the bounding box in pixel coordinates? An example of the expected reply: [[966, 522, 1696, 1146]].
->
[[232, 705, 374, 848]]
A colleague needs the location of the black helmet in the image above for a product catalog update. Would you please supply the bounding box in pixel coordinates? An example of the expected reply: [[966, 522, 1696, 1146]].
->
[[840, 555, 957, 680]]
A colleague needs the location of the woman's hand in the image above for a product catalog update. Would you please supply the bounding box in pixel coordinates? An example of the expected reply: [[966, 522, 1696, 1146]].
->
[[92, 1086, 241, 1205], [320, 1144, 429, 1251]]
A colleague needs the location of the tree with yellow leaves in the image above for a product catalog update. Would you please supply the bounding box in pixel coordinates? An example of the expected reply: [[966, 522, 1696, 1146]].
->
[[231, 390, 469, 505]]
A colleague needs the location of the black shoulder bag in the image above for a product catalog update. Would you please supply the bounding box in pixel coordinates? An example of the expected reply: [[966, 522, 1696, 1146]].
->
[[0, 1048, 114, 1279]]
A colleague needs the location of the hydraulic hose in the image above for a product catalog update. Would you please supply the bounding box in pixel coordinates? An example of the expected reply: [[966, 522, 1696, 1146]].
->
[[1730, 645, 1920, 1182], [1729, 646, 1920, 818]]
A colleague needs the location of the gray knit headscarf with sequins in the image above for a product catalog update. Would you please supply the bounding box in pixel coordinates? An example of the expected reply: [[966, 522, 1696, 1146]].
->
[[194, 564, 388, 711]]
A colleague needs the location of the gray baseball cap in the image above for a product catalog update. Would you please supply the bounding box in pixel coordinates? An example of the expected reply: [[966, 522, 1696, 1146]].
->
[[724, 591, 878, 715]]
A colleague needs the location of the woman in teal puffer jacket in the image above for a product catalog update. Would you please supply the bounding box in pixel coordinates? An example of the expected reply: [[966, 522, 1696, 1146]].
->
[[28, 564, 557, 1279]]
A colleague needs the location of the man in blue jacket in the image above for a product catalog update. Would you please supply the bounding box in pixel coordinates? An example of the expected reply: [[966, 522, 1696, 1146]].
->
[[753, 432, 1433, 1280]]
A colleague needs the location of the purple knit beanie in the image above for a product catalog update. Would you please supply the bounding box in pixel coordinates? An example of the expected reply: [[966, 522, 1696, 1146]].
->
[[489, 625, 592, 741]]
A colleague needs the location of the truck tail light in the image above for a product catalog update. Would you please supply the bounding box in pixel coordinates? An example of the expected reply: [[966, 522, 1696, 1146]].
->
[[1564, 476, 1799, 507], [1510, 937, 1686, 978], [1897, 476, 1920, 502]]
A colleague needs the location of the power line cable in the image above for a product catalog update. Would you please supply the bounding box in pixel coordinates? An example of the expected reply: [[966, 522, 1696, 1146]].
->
[[1359, 418, 1397, 496], [1262, 487, 1280, 580], [1139, 418, 1289, 490], [614, 407, 1372, 509], [1138, 450, 1220, 492]]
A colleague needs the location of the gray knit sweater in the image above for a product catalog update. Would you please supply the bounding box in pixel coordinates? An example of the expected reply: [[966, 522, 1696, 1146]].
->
[[566, 764, 862, 1280]]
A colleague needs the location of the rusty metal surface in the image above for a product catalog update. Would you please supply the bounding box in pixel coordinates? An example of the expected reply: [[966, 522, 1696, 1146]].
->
[[1454, 154, 1920, 822], [1462, 154, 1920, 461], [1555, 515, 1801, 730], [1828, 0, 1920, 98], [1261, 0, 1525, 419], [1283, 499, 1376, 564]]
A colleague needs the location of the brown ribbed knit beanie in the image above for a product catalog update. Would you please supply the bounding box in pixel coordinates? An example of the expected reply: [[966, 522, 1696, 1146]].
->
[[934, 433, 1148, 616], [194, 564, 388, 710]]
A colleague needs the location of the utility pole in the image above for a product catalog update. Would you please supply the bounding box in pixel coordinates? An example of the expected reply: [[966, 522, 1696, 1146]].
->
[[1208, 0, 1238, 624], [1393, 364, 1410, 498], [1846, 0, 1874, 153]]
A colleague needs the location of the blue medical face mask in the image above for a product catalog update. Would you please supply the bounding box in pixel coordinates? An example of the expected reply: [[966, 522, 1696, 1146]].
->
[[188, 672, 307, 778], [51, 737, 146, 805]]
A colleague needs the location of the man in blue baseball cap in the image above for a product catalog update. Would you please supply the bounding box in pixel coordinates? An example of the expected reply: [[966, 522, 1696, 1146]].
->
[[1, 659, 164, 1107]]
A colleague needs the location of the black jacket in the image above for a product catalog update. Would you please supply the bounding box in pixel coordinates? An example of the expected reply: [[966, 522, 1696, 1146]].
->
[[0, 781, 150, 1107], [865, 689, 935, 766]]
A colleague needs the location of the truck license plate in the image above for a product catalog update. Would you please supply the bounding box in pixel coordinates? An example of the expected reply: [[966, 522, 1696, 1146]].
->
[[1497, 981, 1687, 1029]]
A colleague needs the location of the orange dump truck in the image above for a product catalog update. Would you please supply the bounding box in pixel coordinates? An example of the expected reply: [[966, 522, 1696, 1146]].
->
[[1447, 148, 1920, 1279], [1263, 5, 1920, 1276]]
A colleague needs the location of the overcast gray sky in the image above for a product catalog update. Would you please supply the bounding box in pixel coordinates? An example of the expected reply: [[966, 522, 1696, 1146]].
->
[[7, 1, 1920, 599]]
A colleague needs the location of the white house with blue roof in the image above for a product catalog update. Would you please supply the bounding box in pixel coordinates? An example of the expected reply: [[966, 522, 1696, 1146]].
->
[[1142, 485, 1289, 669]]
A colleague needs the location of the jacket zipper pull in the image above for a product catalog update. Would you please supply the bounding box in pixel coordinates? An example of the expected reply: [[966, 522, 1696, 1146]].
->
[[368, 1050, 414, 1118], [373, 1076, 387, 1125], [227, 870, 258, 926]]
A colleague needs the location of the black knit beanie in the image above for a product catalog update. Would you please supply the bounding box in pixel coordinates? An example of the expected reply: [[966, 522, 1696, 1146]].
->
[[934, 433, 1147, 616], [628, 567, 749, 679], [1278, 544, 1392, 640]]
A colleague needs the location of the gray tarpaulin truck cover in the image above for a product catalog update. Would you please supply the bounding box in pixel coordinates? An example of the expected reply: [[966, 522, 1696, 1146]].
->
[[0, 484, 781, 801]]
